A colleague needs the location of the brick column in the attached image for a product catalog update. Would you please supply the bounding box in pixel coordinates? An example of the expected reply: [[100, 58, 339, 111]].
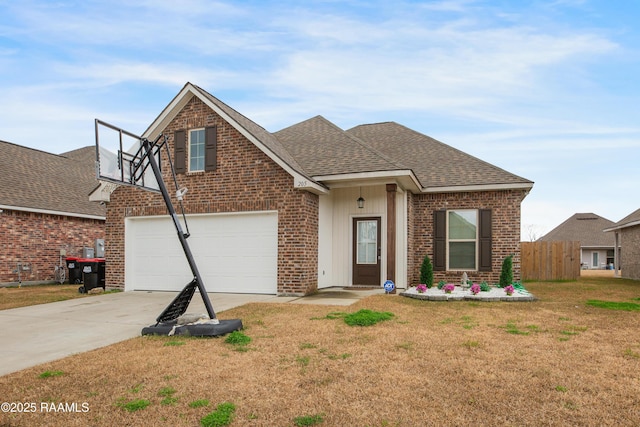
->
[[386, 184, 397, 286]]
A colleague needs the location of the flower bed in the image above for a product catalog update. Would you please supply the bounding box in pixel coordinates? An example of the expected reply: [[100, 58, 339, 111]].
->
[[401, 284, 535, 302]]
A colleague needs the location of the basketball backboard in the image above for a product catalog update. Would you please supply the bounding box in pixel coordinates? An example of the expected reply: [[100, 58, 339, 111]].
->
[[94, 119, 161, 192]]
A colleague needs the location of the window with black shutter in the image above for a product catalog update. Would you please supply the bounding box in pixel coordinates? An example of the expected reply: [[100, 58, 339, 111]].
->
[[432, 208, 492, 271], [433, 210, 446, 271], [174, 127, 217, 173], [204, 126, 217, 171], [478, 209, 492, 271], [174, 130, 186, 174]]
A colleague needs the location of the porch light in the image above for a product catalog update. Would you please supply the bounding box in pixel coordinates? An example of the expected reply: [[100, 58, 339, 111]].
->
[[357, 187, 365, 209]]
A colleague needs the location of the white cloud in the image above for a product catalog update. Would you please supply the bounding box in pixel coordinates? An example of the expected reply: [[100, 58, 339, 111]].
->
[[0, 0, 637, 231]]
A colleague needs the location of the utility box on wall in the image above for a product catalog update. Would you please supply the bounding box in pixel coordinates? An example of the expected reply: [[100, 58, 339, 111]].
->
[[82, 247, 95, 258], [95, 239, 105, 258]]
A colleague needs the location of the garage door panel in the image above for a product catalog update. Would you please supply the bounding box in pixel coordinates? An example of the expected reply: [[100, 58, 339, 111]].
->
[[125, 212, 277, 293]]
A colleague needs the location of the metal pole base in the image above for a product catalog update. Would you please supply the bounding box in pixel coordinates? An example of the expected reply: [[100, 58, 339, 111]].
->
[[141, 318, 243, 337]]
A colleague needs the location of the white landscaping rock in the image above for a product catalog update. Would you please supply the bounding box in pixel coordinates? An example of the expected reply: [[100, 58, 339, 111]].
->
[[400, 285, 535, 302]]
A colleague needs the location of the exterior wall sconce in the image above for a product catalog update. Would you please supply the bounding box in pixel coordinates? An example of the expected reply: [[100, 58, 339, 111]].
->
[[357, 187, 365, 209]]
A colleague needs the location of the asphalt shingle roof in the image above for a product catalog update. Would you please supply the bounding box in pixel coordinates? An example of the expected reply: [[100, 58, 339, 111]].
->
[[274, 116, 404, 177], [538, 213, 615, 247], [347, 122, 533, 189], [605, 208, 640, 231], [0, 141, 105, 218], [144, 83, 533, 192]]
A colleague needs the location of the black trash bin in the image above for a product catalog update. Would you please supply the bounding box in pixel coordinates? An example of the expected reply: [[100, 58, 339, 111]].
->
[[78, 258, 106, 293], [65, 257, 83, 284], [97, 258, 106, 289]]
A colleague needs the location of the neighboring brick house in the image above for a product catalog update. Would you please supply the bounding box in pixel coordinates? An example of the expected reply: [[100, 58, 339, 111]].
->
[[0, 141, 105, 285], [94, 83, 533, 295], [538, 213, 616, 269], [604, 208, 640, 280]]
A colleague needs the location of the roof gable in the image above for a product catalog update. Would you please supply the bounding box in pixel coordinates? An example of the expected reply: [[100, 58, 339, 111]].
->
[[347, 122, 533, 191], [142, 83, 325, 194], [538, 213, 615, 247], [0, 141, 105, 218]]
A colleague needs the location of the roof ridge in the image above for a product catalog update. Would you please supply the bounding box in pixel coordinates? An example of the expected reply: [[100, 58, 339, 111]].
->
[[189, 84, 315, 183], [538, 212, 615, 244], [337, 122, 412, 173], [0, 139, 68, 158], [278, 115, 411, 173], [396, 123, 533, 184], [191, 83, 273, 135], [351, 122, 532, 185]]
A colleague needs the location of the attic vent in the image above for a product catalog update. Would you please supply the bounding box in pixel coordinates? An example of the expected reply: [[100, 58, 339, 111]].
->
[[577, 217, 597, 220]]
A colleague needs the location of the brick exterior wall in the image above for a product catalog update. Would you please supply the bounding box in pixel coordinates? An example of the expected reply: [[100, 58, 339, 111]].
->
[[407, 189, 527, 285], [105, 96, 319, 295], [0, 209, 104, 284], [620, 226, 640, 280]]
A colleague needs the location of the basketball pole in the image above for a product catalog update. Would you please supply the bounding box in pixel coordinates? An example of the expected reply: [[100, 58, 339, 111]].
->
[[140, 136, 218, 321]]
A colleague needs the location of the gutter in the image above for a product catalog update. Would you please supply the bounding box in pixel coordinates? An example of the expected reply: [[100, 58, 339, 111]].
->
[[422, 182, 534, 193], [604, 220, 640, 232], [0, 204, 106, 221]]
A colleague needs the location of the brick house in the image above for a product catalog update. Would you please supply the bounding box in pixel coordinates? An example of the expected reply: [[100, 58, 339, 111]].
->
[[0, 141, 105, 285], [604, 208, 640, 280], [95, 83, 533, 295]]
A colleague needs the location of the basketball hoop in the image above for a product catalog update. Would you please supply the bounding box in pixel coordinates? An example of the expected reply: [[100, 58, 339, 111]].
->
[[93, 118, 243, 337]]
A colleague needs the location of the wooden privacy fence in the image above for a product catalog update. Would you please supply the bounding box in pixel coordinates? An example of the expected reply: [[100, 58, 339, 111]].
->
[[521, 241, 580, 281]]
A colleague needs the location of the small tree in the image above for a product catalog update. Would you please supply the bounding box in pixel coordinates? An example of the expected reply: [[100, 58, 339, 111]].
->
[[420, 254, 434, 288], [499, 255, 513, 288]]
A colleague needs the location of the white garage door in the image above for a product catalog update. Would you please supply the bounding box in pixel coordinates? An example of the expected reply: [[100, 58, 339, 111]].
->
[[125, 211, 278, 294]]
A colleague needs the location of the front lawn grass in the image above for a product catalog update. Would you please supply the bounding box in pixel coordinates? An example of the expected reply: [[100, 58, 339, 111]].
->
[[0, 276, 638, 426], [586, 299, 640, 311], [0, 284, 90, 310]]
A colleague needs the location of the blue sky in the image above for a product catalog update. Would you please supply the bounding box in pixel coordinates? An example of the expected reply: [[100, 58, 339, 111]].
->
[[1, 0, 638, 239]]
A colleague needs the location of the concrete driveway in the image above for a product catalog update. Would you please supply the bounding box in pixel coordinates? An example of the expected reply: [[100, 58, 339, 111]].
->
[[0, 287, 384, 376]]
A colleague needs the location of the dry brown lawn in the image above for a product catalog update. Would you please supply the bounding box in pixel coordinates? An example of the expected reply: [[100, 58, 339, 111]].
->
[[580, 269, 617, 278], [1, 277, 639, 426], [0, 284, 92, 310]]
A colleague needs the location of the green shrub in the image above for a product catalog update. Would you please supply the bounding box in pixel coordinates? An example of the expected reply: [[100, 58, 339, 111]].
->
[[479, 281, 491, 292], [437, 280, 446, 290], [419, 255, 434, 288], [499, 255, 513, 288]]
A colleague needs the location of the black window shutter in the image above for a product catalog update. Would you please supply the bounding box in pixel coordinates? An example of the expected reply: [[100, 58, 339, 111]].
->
[[174, 130, 186, 174], [433, 210, 446, 271], [204, 126, 217, 172], [479, 209, 492, 271]]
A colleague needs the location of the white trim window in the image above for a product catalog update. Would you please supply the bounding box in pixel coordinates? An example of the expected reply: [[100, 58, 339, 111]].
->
[[434, 209, 491, 272], [447, 209, 478, 270], [189, 128, 206, 172]]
